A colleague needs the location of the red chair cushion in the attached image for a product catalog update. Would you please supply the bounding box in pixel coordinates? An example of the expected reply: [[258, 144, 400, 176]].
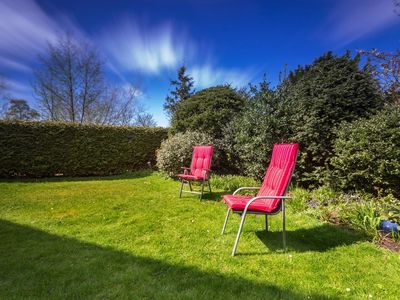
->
[[190, 146, 213, 179], [176, 174, 204, 181], [223, 143, 298, 214], [223, 195, 280, 213]]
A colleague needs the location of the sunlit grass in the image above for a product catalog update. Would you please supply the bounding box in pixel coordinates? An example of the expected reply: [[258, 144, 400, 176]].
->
[[1, 171, 399, 299]]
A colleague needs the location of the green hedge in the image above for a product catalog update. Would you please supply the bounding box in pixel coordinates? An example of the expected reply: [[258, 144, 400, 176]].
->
[[0, 121, 168, 177]]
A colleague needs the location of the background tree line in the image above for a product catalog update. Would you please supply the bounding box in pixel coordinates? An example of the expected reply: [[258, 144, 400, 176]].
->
[[0, 34, 156, 127], [161, 50, 400, 196]]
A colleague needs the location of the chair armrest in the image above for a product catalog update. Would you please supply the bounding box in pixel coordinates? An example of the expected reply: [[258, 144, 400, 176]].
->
[[202, 168, 212, 179], [233, 187, 260, 195], [244, 196, 292, 212], [181, 167, 190, 175]]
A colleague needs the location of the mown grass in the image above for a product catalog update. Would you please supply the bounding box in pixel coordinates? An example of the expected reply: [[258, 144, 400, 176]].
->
[[1, 171, 399, 299]]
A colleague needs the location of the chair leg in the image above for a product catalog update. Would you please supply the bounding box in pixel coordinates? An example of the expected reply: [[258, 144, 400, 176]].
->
[[179, 179, 184, 198], [221, 208, 231, 235], [265, 215, 268, 232], [199, 180, 205, 200], [208, 180, 212, 193], [232, 210, 247, 256], [282, 200, 286, 251], [188, 181, 193, 191]]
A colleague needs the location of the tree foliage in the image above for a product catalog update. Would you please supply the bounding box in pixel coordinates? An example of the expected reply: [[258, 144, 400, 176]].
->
[[226, 52, 383, 184], [164, 66, 194, 119], [133, 111, 157, 127], [171, 85, 246, 139], [229, 79, 292, 178], [4, 99, 40, 121], [33, 35, 150, 125], [283, 52, 383, 186]]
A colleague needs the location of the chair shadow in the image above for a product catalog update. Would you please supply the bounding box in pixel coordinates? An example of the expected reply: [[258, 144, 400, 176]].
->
[[0, 219, 338, 299], [255, 223, 368, 253], [178, 191, 224, 202]]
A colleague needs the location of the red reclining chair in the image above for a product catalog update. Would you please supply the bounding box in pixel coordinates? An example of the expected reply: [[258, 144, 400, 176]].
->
[[221, 143, 298, 256], [176, 145, 213, 200]]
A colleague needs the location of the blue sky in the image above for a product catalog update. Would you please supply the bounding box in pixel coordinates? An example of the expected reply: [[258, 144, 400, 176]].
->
[[1, 0, 400, 126]]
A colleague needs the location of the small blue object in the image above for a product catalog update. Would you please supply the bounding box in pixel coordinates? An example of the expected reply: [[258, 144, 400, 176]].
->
[[379, 220, 399, 233]]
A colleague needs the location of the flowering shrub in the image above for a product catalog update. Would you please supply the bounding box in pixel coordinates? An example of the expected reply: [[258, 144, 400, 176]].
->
[[156, 131, 219, 176]]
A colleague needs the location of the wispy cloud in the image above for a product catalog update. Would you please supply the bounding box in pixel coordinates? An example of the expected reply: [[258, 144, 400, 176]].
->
[[0, 57, 31, 73], [0, 0, 83, 71], [189, 64, 253, 88], [324, 0, 399, 47], [99, 20, 194, 74]]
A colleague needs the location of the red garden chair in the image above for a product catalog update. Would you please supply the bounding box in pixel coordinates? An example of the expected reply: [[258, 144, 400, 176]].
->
[[176, 145, 213, 200], [221, 143, 298, 256]]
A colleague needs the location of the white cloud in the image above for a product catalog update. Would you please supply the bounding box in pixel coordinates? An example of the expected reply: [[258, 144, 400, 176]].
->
[[325, 0, 399, 46], [98, 20, 193, 74], [0, 0, 84, 71], [0, 57, 31, 73], [189, 64, 253, 88]]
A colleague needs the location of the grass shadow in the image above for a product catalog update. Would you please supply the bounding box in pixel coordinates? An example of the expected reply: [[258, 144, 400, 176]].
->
[[0, 219, 337, 299], [0, 169, 154, 184], [255, 223, 368, 253]]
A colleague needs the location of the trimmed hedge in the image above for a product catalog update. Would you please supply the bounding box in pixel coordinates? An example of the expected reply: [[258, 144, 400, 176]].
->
[[0, 121, 168, 177]]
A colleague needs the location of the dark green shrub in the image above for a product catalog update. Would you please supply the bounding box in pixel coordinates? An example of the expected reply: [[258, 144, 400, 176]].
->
[[171, 85, 246, 140], [156, 131, 219, 176], [229, 80, 292, 179], [283, 52, 383, 186], [0, 121, 167, 177], [331, 106, 400, 197]]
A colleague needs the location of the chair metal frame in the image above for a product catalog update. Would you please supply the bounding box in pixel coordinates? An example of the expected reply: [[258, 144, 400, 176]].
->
[[221, 150, 297, 256], [179, 168, 212, 200]]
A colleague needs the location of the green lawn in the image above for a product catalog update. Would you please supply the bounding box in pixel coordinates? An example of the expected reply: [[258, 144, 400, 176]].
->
[[1, 171, 399, 299]]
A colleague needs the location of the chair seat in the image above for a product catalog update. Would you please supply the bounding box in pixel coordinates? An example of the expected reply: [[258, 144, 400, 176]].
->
[[176, 173, 205, 181], [223, 194, 281, 213]]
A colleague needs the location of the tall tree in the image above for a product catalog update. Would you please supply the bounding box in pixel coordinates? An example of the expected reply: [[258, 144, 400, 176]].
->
[[4, 99, 40, 121], [33, 35, 146, 125], [283, 51, 383, 186], [164, 66, 194, 119], [171, 85, 246, 139], [133, 112, 157, 127]]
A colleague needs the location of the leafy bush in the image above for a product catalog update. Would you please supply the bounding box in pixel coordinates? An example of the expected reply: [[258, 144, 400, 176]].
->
[[211, 175, 259, 193], [0, 121, 167, 177], [228, 53, 382, 184], [310, 187, 338, 206], [230, 80, 293, 179], [375, 194, 400, 224], [289, 188, 311, 211], [331, 106, 400, 197], [283, 52, 383, 186], [341, 201, 381, 238], [291, 186, 400, 238], [171, 85, 246, 140], [156, 131, 219, 176]]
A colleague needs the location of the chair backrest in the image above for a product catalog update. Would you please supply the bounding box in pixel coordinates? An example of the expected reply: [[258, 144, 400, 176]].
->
[[257, 143, 299, 211], [190, 145, 214, 179]]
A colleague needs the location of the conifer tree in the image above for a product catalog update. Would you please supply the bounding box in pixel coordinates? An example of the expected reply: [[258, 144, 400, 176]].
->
[[164, 66, 194, 119]]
